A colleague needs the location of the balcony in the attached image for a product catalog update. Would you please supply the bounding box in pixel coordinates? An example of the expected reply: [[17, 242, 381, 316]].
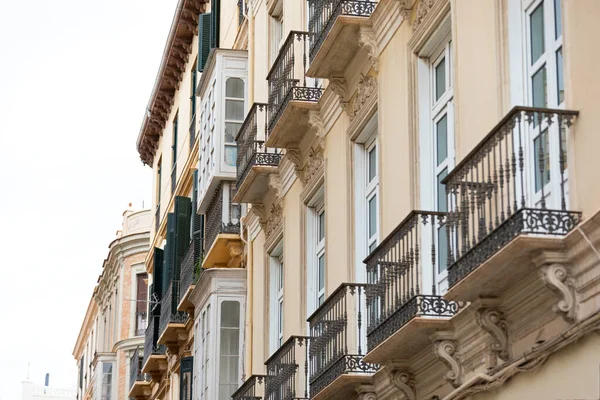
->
[[443, 106, 581, 301], [232, 374, 267, 400], [178, 235, 204, 312], [234, 103, 283, 203], [306, 0, 378, 79], [203, 182, 243, 269], [265, 336, 311, 400], [266, 31, 324, 149], [363, 211, 462, 364], [142, 315, 167, 378], [157, 280, 188, 351], [128, 347, 151, 399], [308, 283, 379, 399]]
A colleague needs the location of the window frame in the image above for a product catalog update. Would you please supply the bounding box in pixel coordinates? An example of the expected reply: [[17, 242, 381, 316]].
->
[[269, 243, 284, 354]]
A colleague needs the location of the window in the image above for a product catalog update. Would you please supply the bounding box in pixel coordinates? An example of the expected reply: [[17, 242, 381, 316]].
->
[[317, 209, 325, 306], [269, 245, 284, 353], [366, 140, 379, 254], [200, 305, 211, 400], [172, 112, 179, 168], [218, 301, 241, 400], [307, 191, 325, 316], [190, 61, 198, 149], [100, 362, 113, 400], [269, 3, 284, 66], [180, 356, 193, 400], [156, 157, 162, 205], [224, 78, 244, 167], [135, 274, 148, 336]]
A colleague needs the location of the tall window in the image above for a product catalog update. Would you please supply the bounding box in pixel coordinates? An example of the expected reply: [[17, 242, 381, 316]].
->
[[135, 274, 148, 336], [190, 61, 198, 149], [316, 209, 325, 306], [172, 112, 179, 168], [269, 2, 284, 66], [269, 246, 284, 353], [307, 195, 325, 315], [366, 139, 379, 254], [100, 362, 113, 400], [218, 301, 241, 400], [200, 305, 211, 400], [224, 78, 244, 167], [156, 157, 162, 205]]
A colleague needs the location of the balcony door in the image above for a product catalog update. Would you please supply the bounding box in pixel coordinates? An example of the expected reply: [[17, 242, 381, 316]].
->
[[525, 0, 566, 211]]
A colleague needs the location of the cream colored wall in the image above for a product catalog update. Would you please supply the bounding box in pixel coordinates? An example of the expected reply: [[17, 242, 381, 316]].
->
[[564, 0, 600, 217], [249, 230, 267, 374], [220, 0, 239, 49]]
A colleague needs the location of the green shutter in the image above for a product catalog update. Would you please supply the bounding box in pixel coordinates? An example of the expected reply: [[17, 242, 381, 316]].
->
[[153, 247, 164, 315], [210, 0, 220, 49], [174, 196, 192, 279], [198, 13, 212, 72], [180, 357, 194, 400], [163, 213, 176, 291]]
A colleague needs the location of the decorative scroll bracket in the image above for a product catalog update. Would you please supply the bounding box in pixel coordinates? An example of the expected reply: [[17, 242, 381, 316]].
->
[[358, 26, 379, 72], [474, 299, 510, 368], [533, 251, 577, 323], [388, 367, 416, 400], [307, 111, 326, 150], [329, 77, 351, 116], [396, 0, 413, 19], [285, 146, 304, 183], [356, 384, 378, 400], [431, 332, 462, 388]]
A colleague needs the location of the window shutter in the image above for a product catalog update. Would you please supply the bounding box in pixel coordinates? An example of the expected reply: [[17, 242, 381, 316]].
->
[[163, 213, 176, 292], [198, 13, 212, 72], [136, 274, 148, 313], [210, 0, 220, 49], [174, 196, 192, 279], [180, 356, 194, 400], [153, 247, 164, 315]]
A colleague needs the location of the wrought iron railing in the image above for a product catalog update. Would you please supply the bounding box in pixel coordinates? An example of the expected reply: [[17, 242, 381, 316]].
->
[[129, 347, 147, 391], [265, 336, 310, 400], [180, 235, 204, 300], [308, 283, 379, 397], [443, 106, 581, 288], [307, 0, 377, 63], [171, 165, 177, 194], [365, 211, 461, 351], [232, 374, 267, 400], [158, 280, 188, 338], [267, 31, 323, 136], [189, 114, 197, 151], [143, 315, 166, 368], [205, 183, 241, 251], [155, 204, 160, 234], [236, 103, 283, 186]]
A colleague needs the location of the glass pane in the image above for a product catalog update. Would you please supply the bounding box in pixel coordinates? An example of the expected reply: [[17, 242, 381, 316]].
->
[[225, 99, 244, 121], [532, 66, 547, 108], [225, 122, 242, 143], [438, 226, 448, 273], [435, 57, 446, 101], [278, 263, 283, 290], [560, 124, 567, 171], [368, 195, 377, 238], [554, 0, 562, 39], [103, 363, 112, 374], [436, 115, 448, 166], [368, 145, 377, 182], [318, 211, 325, 242], [318, 254, 325, 291], [220, 330, 239, 355], [318, 294, 325, 306], [437, 168, 448, 212], [556, 47, 564, 104], [278, 301, 283, 334], [220, 301, 240, 328], [534, 130, 551, 192], [368, 242, 377, 253], [226, 78, 244, 98], [224, 145, 237, 167], [530, 3, 545, 64]]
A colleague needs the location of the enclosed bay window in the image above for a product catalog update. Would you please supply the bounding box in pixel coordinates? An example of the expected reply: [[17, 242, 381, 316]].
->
[[218, 301, 241, 400], [225, 78, 245, 167], [199, 304, 211, 400], [100, 362, 113, 400]]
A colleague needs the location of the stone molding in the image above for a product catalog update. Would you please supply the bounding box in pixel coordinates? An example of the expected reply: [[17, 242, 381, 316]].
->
[[351, 73, 378, 122]]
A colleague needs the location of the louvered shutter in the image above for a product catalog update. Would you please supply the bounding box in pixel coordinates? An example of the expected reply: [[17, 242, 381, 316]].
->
[[210, 0, 220, 49], [180, 356, 194, 400], [153, 248, 164, 315], [163, 213, 176, 292], [174, 196, 192, 279], [198, 13, 211, 72], [192, 171, 204, 264], [136, 274, 148, 313]]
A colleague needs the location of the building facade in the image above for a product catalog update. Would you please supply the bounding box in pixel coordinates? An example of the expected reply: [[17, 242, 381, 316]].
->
[[73, 209, 151, 400], [134, 0, 600, 399]]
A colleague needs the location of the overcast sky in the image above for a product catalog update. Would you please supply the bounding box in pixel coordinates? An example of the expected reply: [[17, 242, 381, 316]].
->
[[0, 0, 176, 398]]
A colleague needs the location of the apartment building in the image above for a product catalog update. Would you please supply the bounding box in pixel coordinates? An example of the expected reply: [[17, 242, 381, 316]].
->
[[134, 0, 600, 399], [73, 209, 151, 400]]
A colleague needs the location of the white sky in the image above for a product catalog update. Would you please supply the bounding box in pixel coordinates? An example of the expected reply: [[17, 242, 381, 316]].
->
[[0, 0, 177, 398]]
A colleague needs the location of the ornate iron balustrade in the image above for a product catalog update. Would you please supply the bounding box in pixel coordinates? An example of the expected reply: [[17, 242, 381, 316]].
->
[[365, 211, 461, 351], [180, 235, 205, 299], [129, 347, 147, 390], [205, 183, 241, 251], [265, 336, 310, 400], [155, 204, 160, 234], [189, 114, 197, 151], [308, 0, 377, 63], [308, 283, 379, 397], [158, 280, 188, 338], [232, 374, 267, 400], [443, 106, 581, 288], [236, 103, 283, 185], [171, 165, 177, 194], [143, 315, 166, 367], [267, 31, 323, 136]]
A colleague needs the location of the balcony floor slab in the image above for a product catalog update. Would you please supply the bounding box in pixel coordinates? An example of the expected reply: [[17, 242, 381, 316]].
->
[[157, 323, 187, 347], [266, 99, 320, 149], [177, 284, 196, 313], [202, 234, 242, 268], [312, 373, 373, 400], [141, 355, 167, 376], [233, 165, 279, 203], [128, 381, 151, 399], [445, 235, 565, 302]]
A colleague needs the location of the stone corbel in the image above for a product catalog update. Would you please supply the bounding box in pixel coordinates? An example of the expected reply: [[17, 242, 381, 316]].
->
[[391, 370, 416, 400], [268, 174, 282, 198], [539, 263, 577, 323], [356, 384, 378, 400], [475, 301, 510, 368], [431, 332, 462, 388], [396, 0, 413, 19], [250, 203, 267, 232], [307, 111, 326, 150], [286, 146, 304, 183], [358, 27, 379, 72], [329, 77, 351, 116], [227, 241, 244, 268]]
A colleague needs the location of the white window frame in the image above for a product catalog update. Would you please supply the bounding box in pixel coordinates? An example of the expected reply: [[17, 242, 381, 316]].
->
[[199, 304, 211, 400], [216, 298, 244, 400], [269, 0, 284, 66], [306, 190, 326, 317], [269, 243, 284, 354], [365, 138, 379, 256]]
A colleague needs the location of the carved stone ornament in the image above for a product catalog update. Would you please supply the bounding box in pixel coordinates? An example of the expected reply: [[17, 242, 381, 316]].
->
[[396, 0, 413, 19], [391, 370, 416, 400], [432, 339, 462, 388], [539, 263, 577, 323], [286, 146, 304, 182], [414, 0, 435, 31], [303, 147, 324, 186], [265, 201, 283, 239], [307, 111, 326, 150], [352, 73, 377, 120], [227, 242, 244, 268], [356, 384, 378, 400], [329, 77, 350, 114], [358, 27, 379, 71], [476, 307, 510, 362], [268, 174, 282, 198]]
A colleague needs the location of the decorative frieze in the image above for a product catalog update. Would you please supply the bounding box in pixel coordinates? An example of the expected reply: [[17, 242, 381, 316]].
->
[[303, 146, 324, 186], [265, 201, 283, 240], [351, 73, 378, 121], [414, 0, 435, 31]]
